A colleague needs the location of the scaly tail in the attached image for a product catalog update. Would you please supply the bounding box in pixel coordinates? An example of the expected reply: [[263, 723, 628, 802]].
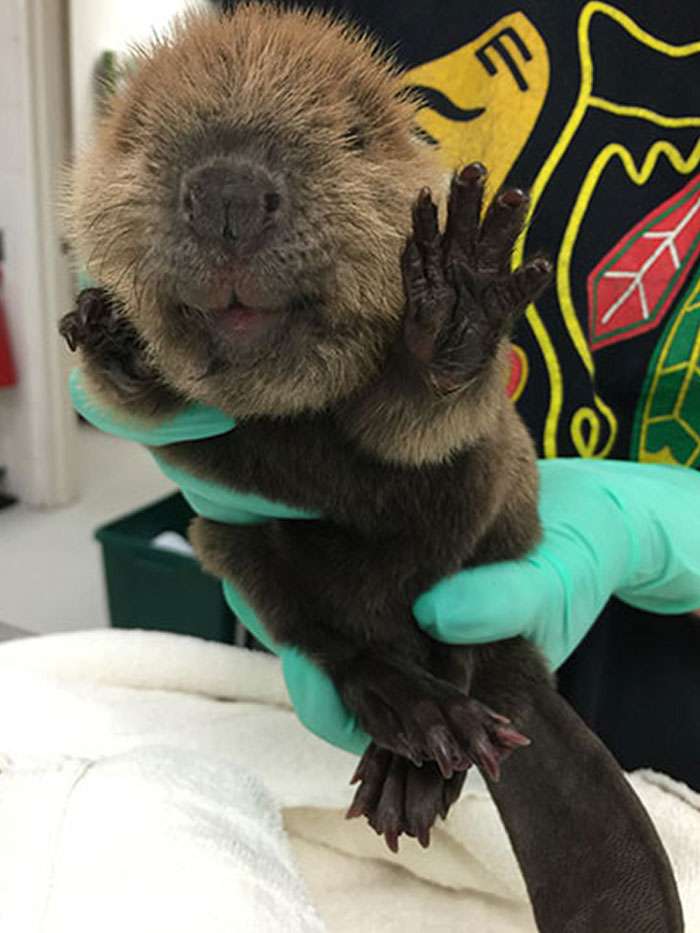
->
[[485, 683, 683, 932]]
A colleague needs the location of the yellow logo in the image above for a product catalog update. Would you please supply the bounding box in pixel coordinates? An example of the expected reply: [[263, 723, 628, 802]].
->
[[406, 13, 550, 200]]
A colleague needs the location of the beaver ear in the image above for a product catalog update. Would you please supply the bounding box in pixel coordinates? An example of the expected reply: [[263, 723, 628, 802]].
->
[[487, 686, 684, 932]]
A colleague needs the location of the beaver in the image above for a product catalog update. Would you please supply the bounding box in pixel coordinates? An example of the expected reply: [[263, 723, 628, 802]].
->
[[60, 5, 682, 930]]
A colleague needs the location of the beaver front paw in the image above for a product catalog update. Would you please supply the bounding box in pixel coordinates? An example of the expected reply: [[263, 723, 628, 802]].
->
[[60, 288, 170, 410], [60, 287, 151, 374], [400, 162, 552, 393]]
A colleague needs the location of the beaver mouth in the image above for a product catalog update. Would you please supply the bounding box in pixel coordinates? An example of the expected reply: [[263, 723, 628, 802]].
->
[[179, 283, 290, 341], [209, 294, 287, 337]]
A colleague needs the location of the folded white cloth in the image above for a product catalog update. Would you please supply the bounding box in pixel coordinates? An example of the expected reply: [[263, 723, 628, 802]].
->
[[0, 630, 697, 932], [0, 747, 324, 933]]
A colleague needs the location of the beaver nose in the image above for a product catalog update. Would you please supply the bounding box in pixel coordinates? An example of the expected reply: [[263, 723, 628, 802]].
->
[[180, 160, 282, 247]]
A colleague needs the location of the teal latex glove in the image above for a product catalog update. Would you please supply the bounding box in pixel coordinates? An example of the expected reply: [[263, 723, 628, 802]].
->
[[71, 369, 700, 754], [70, 369, 318, 525], [416, 458, 700, 669]]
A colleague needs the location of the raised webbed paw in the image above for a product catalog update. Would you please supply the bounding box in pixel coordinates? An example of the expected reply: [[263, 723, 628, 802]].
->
[[400, 162, 552, 393]]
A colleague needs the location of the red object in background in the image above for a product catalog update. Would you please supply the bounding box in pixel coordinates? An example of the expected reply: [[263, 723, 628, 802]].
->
[[0, 252, 17, 388]]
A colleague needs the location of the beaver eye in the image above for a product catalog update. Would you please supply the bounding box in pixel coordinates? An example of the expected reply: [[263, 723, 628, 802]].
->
[[342, 124, 367, 151]]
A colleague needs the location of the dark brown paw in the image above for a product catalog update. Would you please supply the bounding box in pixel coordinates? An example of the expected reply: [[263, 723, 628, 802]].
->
[[340, 657, 530, 782], [400, 163, 552, 392], [59, 288, 162, 402], [346, 745, 468, 853], [59, 287, 118, 353]]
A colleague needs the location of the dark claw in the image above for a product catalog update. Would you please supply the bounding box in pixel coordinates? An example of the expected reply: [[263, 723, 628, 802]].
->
[[531, 257, 552, 275], [349, 759, 364, 785], [59, 313, 80, 351], [472, 735, 502, 782], [499, 187, 528, 208], [458, 161, 487, 184], [444, 162, 487, 260], [442, 770, 468, 819], [481, 705, 511, 724], [494, 724, 531, 749], [345, 745, 392, 818], [345, 793, 367, 820], [517, 256, 553, 282], [384, 828, 400, 854], [371, 754, 407, 852], [402, 759, 452, 846], [346, 772, 384, 820], [523, 257, 554, 289], [426, 724, 462, 779], [477, 188, 531, 275], [397, 732, 423, 768]]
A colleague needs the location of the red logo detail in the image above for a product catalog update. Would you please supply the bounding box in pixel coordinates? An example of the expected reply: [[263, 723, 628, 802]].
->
[[506, 345, 527, 400], [588, 173, 700, 350]]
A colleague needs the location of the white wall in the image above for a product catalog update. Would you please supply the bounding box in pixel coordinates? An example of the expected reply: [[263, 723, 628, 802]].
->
[[0, 0, 76, 507], [0, 0, 207, 507], [0, 1, 208, 506]]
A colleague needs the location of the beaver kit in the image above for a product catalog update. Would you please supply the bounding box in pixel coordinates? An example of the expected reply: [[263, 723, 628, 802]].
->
[[60, 5, 682, 930]]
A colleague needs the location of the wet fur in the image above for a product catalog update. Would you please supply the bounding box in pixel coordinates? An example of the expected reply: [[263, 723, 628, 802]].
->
[[62, 5, 683, 930]]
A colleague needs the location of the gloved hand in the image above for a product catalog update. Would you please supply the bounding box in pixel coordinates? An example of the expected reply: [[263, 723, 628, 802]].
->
[[415, 457, 700, 670], [70, 370, 700, 755]]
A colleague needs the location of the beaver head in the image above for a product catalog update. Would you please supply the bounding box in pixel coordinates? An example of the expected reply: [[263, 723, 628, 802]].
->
[[65, 3, 444, 417]]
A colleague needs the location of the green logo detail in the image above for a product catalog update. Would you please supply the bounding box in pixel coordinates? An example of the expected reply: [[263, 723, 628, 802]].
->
[[631, 265, 700, 467]]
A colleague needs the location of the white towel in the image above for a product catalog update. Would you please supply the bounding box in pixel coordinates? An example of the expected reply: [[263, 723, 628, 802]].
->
[[0, 747, 324, 933], [0, 630, 698, 932]]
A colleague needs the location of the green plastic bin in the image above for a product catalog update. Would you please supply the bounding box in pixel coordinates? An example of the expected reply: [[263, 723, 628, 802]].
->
[[95, 492, 237, 643]]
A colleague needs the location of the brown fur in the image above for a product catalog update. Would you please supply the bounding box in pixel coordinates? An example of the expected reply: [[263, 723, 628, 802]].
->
[[65, 4, 449, 425], [61, 6, 682, 930]]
